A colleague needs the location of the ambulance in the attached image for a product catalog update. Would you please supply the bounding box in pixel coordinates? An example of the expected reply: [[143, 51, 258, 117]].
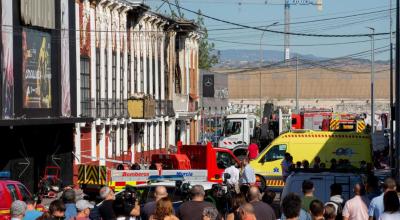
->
[[250, 130, 372, 188]]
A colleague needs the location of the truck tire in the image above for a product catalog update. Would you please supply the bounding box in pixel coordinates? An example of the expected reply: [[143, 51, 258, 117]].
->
[[256, 174, 267, 192]]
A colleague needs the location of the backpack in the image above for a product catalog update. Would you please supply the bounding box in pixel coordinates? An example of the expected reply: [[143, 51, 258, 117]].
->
[[327, 200, 343, 220]]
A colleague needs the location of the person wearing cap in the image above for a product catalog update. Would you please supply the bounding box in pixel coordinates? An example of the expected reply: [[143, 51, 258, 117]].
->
[[73, 200, 94, 220], [11, 200, 27, 220]]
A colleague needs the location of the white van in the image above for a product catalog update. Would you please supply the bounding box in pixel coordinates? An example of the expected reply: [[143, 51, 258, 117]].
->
[[281, 172, 364, 203]]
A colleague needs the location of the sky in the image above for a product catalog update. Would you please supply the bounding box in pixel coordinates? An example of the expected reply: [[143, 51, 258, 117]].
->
[[145, 0, 393, 60]]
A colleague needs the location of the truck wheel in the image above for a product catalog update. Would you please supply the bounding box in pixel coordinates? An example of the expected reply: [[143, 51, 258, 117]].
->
[[256, 174, 267, 192]]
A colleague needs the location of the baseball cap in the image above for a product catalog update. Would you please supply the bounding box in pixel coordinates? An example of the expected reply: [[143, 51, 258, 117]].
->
[[76, 200, 94, 211], [11, 200, 27, 216]]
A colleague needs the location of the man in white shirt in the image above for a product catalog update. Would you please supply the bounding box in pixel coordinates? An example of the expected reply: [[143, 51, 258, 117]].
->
[[223, 164, 240, 186], [240, 158, 256, 185]]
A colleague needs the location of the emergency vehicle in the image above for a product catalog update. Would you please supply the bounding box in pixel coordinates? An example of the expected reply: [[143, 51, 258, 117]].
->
[[250, 130, 372, 189], [77, 142, 242, 192]]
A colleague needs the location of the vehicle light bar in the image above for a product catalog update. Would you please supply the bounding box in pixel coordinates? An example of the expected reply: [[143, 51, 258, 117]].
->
[[0, 171, 11, 178]]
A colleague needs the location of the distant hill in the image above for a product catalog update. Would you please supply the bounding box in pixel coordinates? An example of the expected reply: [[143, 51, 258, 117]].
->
[[215, 49, 389, 69]]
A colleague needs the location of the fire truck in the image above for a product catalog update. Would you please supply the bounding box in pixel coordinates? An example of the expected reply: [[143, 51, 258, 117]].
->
[[77, 142, 251, 193]]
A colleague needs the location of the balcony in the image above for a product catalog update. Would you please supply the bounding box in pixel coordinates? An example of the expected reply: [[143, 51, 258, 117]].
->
[[156, 100, 175, 117], [80, 98, 96, 118]]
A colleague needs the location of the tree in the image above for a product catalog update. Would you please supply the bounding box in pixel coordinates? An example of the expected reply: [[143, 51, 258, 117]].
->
[[196, 10, 219, 70]]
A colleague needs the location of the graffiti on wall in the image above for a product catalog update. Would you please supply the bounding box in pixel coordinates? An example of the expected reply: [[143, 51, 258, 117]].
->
[[22, 28, 52, 109]]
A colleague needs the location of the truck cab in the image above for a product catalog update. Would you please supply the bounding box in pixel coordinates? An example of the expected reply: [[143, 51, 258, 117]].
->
[[218, 114, 258, 149]]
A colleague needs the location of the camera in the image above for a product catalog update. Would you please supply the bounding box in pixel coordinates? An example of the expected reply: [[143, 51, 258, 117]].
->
[[113, 185, 139, 217]]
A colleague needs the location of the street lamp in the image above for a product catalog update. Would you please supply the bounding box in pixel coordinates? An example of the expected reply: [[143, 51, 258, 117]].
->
[[367, 26, 375, 147], [259, 22, 279, 118]]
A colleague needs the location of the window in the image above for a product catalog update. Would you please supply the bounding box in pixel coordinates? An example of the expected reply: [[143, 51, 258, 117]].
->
[[223, 120, 242, 136], [216, 152, 238, 169], [112, 53, 116, 116], [120, 127, 124, 155], [17, 184, 31, 201], [104, 49, 108, 117], [140, 56, 144, 92], [96, 49, 101, 116], [128, 53, 131, 97], [261, 144, 287, 162], [111, 130, 116, 158], [7, 184, 18, 201], [80, 57, 90, 117], [120, 53, 124, 115]]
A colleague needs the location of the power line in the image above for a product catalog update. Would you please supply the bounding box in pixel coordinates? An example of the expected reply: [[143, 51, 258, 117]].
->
[[159, 0, 391, 37]]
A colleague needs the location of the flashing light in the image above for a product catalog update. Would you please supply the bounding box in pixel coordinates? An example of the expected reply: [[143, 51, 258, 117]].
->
[[0, 171, 11, 178]]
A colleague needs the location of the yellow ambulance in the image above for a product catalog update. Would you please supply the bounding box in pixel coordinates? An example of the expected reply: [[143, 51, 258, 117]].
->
[[250, 130, 372, 188]]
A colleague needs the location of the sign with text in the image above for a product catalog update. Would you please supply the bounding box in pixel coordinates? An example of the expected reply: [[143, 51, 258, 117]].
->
[[111, 170, 208, 182]]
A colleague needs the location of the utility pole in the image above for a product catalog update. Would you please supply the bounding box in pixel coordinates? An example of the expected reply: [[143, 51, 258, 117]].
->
[[395, 0, 400, 179], [284, 0, 290, 61], [390, 0, 394, 169], [367, 27, 375, 150], [296, 56, 299, 113], [259, 22, 278, 118]]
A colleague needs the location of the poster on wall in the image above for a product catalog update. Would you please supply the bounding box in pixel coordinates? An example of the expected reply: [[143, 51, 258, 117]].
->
[[2, 0, 14, 118], [22, 28, 52, 109]]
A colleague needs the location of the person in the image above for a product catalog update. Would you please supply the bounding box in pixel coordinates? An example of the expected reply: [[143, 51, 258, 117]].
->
[[11, 200, 27, 220], [247, 186, 276, 220], [74, 200, 94, 220], [227, 194, 247, 220], [238, 203, 257, 220], [343, 183, 370, 220], [281, 193, 311, 220], [39, 200, 66, 220], [113, 189, 141, 220], [302, 160, 310, 169], [202, 207, 219, 220], [281, 153, 292, 182], [330, 159, 337, 170], [309, 200, 324, 220], [142, 186, 170, 220], [312, 157, 321, 169], [63, 189, 77, 220], [366, 175, 381, 201], [223, 163, 240, 186], [23, 199, 42, 220], [247, 138, 259, 160], [149, 197, 178, 220], [324, 204, 337, 220], [369, 177, 397, 220], [239, 158, 256, 185], [296, 161, 302, 169], [301, 180, 317, 212], [262, 190, 281, 218], [98, 186, 117, 220], [379, 191, 400, 220], [177, 185, 214, 220], [325, 183, 345, 218]]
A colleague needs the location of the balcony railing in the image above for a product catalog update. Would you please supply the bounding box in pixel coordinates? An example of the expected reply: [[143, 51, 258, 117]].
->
[[80, 99, 95, 118]]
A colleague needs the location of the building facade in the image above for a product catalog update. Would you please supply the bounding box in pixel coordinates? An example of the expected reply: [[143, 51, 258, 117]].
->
[[0, 0, 84, 192], [74, 0, 200, 176]]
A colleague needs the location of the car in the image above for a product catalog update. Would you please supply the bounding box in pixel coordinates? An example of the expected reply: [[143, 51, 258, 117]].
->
[[281, 171, 364, 204], [0, 172, 35, 219]]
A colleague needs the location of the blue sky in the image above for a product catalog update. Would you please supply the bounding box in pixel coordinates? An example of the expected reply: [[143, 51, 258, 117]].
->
[[146, 0, 393, 60]]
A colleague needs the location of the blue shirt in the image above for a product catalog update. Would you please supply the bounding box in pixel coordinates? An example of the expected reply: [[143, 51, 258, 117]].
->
[[65, 203, 77, 220], [240, 164, 256, 184], [23, 210, 43, 220], [368, 193, 384, 219], [281, 209, 311, 220]]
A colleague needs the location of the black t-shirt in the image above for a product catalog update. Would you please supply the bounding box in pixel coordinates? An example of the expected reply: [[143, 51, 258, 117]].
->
[[99, 200, 117, 220], [177, 201, 214, 220], [141, 201, 156, 220], [251, 201, 276, 220]]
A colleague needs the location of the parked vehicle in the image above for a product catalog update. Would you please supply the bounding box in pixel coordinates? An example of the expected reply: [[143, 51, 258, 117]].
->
[[281, 171, 364, 203], [218, 114, 258, 149], [0, 172, 39, 219], [250, 130, 372, 189]]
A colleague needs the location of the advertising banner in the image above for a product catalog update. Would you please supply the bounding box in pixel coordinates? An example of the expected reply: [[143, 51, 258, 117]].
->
[[22, 28, 52, 109], [203, 74, 214, 98]]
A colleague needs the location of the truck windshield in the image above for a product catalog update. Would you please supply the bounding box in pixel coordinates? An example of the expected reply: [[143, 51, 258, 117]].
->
[[223, 120, 242, 137]]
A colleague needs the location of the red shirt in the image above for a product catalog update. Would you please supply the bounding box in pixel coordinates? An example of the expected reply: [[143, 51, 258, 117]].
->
[[248, 143, 259, 159]]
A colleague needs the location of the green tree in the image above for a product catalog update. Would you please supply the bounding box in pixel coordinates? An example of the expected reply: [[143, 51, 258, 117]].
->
[[196, 10, 219, 70]]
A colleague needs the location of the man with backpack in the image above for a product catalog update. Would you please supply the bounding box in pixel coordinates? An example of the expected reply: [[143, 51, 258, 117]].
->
[[325, 183, 345, 220]]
